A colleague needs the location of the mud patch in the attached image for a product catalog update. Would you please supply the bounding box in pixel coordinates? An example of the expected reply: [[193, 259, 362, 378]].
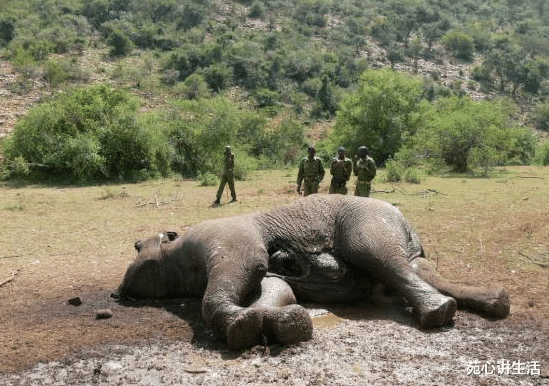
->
[[1, 311, 547, 386]]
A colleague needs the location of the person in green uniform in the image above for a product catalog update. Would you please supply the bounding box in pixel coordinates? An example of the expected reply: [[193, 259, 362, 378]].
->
[[329, 147, 352, 195], [214, 145, 237, 204], [297, 146, 325, 196], [353, 145, 376, 197]]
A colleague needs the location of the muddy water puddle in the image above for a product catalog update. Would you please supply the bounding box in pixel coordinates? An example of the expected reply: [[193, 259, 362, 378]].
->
[[312, 312, 345, 329]]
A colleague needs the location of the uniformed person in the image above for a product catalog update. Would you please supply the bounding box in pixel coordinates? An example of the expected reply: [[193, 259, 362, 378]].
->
[[297, 146, 325, 196], [353, 146, 376, 197], [329, 147, 352, 195], [214, 145, 237, 204]]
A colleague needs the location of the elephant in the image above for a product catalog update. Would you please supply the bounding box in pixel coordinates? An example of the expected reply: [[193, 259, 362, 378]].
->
[[114, 194, 510, 350]]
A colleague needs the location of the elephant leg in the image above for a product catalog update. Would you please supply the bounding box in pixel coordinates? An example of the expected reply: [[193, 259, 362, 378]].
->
[[201, 255, 269, 350], [249, 276, 313, 345], [337, 206, 457, 328], [344, 249, 456, 327], [382, 267, 457, 328], [340, 240, 456, 327], [411, 257, 510, 319]]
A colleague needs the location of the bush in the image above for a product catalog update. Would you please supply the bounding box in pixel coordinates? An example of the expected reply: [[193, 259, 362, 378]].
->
[[175, 73, 210, 99], [534, 141, 549, 166], [202, 63, 232, 92], [249, 1, 266, 19], [43, 60, 71, 86], [533, 103, 549, 131], [400, 96, 535, 172], [403, 168, 422, 184], [108, 29, 133, 57], [384, 159, 402, 182], [177, 3, 205, 31], [0, 17, 16, 44], [441, 30, 474, 61], [1, 85, 169, 182], [197, 172, 219, 186], [233, 150, 259, 180]]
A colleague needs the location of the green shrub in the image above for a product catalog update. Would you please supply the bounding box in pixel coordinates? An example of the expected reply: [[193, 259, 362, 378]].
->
[[328, 68, 424, 165], [177, 2, 205, 31], [254, 88, 280, 109], [249, 1, 266, 19], [82, 0, 110, 30], [43, 60, 71, 86], [533, 104, 549, 131], [108, 29, 133, 57], [202, 63, 232, 92], [197, 172, 219, 186], [0, 17, 16, 44], [233, 150, 259, 180], [9, 156, 30, 179], [61, 133, 106, 180], [384, 159, 402, 182], [441, 30, 474, 61], [1, 85, 169, 182], [403, 168, 422, 184], [534, 141, 549, 166], [175, 73, 210, 99], [403, 96, 530, 172]]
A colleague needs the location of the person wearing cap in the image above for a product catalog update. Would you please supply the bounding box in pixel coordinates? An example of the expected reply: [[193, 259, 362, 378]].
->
[[297, 145, 325, 196], [353, 146, 376, 197], [214, 145, 237, 204], [329, 147, 352, 195]]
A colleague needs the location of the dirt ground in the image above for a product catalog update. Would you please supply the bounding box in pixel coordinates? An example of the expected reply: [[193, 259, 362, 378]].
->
[[0, 291, 548, 386]]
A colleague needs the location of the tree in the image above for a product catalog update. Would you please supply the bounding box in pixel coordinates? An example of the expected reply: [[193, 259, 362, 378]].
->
[[327, 68, 424, 164], [313, 75, 337, 118], [108, 29, 133, 57], [0, 16, 16, 44], [400, 96, 533, 172], [441, 30, 475, 61]]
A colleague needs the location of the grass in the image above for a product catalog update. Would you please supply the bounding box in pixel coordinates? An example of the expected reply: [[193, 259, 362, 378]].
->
[[1, 166, 548, 316]]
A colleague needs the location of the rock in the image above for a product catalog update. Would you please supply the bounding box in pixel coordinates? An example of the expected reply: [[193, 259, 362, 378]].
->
[[95, 309, 113, 320], [67, 297, 82, 306]]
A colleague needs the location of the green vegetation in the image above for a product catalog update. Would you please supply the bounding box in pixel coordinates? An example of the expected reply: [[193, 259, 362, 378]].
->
[[1, 0, 549, 183], [323, 68, 424, 165], [396, 96, 538, 172], [1, 85, 170, 182]]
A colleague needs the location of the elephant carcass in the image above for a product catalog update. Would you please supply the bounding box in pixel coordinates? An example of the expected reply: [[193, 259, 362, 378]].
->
[[114, 194, 510, 350]]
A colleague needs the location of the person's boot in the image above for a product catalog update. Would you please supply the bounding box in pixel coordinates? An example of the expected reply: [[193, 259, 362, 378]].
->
[[214, 198, 221, 204], [230, 197, 237, 203]]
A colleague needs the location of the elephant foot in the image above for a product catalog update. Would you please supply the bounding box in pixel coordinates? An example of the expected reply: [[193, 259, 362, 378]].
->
[[266, 305, 313, 345], [226, 308, 264, 350], [465, 287, 510, 319], [484, 288, 510, 319], [414, 294, 457, 328]]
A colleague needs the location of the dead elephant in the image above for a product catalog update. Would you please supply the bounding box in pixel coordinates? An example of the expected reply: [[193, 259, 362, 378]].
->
[[114, 194, 510, 350]]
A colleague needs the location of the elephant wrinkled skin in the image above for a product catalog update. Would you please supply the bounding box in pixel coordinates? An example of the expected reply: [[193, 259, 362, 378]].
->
[[115, 195, 510, 350]]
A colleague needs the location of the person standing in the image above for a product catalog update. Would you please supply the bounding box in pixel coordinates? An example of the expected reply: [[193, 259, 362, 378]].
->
[[353, 146, 376, 197], [329, 147, 352, 195], [297, 146, 325, 196], [214, 145, 237, 204]]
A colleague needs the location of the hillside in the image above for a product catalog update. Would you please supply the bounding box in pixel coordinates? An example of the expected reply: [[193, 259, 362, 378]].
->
[[1, 0, 549, 178]]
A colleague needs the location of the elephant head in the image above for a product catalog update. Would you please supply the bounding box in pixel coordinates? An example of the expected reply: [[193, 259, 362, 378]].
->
[[115, 231, 207, 299]]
